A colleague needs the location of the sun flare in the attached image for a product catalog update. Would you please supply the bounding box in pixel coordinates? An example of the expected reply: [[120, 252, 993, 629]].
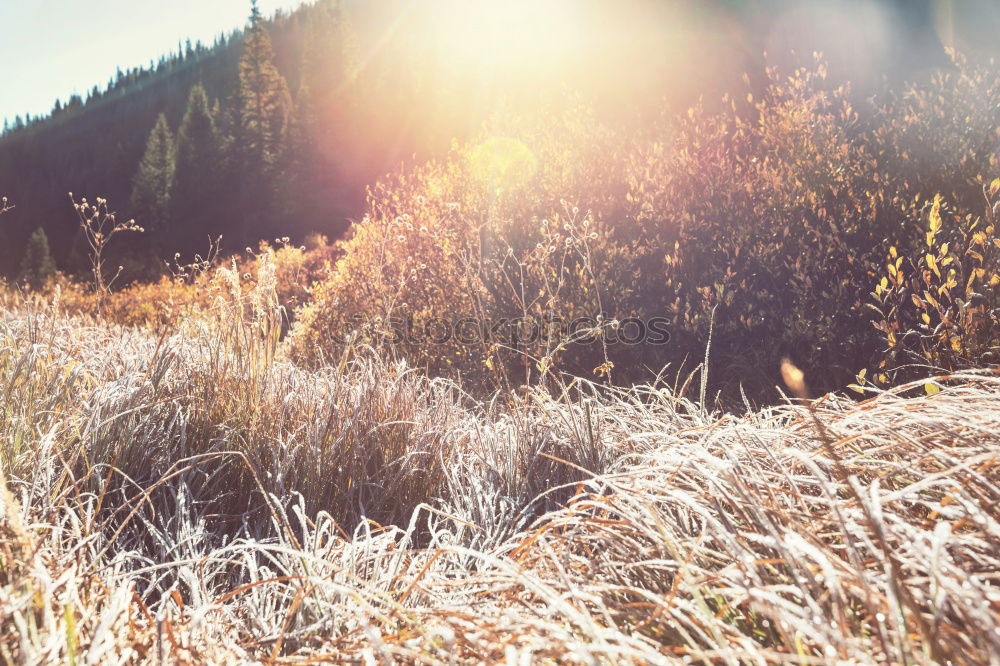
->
[[470, 136, 537, 194], [423, 0, 583, 71]]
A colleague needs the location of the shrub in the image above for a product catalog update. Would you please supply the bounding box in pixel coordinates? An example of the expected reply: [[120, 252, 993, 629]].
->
[[290, 54, 1000, 402], [618, 62, 902, 395], [869, 51, 1000, 210], [288, 104, 627, 389], [44, 261, 202, 332], [235, 237, 337, 323], [864, 183, 1000, 389], [25, 230, 337, 334]]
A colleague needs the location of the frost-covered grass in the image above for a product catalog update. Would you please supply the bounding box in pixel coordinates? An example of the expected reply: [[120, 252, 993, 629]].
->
[[2, 300, 999, 664]]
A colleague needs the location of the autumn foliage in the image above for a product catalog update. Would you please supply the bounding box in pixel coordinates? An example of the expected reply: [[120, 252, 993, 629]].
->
[[290, 53, 1000, 400]]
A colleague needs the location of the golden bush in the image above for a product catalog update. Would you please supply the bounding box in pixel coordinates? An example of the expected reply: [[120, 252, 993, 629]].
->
[[290, 55, 1000, 401], [865, 183, 1000, 389]]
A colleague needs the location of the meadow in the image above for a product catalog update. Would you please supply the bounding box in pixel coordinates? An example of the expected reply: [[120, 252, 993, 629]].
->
[[1, 274, 998, 663]]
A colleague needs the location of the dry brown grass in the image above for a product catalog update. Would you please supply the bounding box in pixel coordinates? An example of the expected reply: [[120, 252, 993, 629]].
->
[[1, 285, 998, 663]]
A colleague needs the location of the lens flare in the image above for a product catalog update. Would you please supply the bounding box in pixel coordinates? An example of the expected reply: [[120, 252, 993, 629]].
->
[[470, 137, 537, 195]]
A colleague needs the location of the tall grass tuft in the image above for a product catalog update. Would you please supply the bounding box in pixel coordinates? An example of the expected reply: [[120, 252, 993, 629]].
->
[[2, 288, 998, 662]]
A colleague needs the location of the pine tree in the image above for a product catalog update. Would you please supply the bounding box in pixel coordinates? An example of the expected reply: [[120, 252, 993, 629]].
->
[[238, 1, 291, 172], [130, 113, 175, 235], [173, 84, 221, 248], [233, 0, 292, 241], [19, 227, 56, 289]]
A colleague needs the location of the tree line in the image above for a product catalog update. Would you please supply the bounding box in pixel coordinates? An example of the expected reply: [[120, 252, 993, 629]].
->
[[0, 0, 369, 281]]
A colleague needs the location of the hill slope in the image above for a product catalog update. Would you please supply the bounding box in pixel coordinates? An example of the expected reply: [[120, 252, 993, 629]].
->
[[0, 1, 365, 276]]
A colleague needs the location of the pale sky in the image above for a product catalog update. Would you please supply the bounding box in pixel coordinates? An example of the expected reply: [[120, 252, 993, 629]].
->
[[0, 0, 305, 127]]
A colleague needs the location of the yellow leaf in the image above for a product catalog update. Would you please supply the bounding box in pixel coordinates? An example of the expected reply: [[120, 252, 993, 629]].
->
[[990, 178, 1000, 197], [925, 383, 941, 395], [922, 312, 931, 324], [929, 194, 943, 234], [926, 253, 940, 278]]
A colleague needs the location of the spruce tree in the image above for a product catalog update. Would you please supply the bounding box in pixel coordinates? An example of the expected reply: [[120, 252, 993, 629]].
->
[[130, 113, 175, 235], [233, 0, 292, 241], [173, 84, 221, 248], [237, 1, 291, 173], [19, 227, 56, 289]]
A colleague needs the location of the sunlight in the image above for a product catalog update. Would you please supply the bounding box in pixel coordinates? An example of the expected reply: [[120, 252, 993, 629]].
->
[[469, 136, 537, 195], [426, 0, 583, 71]]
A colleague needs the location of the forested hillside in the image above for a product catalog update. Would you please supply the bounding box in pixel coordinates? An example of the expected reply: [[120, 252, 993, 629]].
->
[[0, 1, 362, 277]]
